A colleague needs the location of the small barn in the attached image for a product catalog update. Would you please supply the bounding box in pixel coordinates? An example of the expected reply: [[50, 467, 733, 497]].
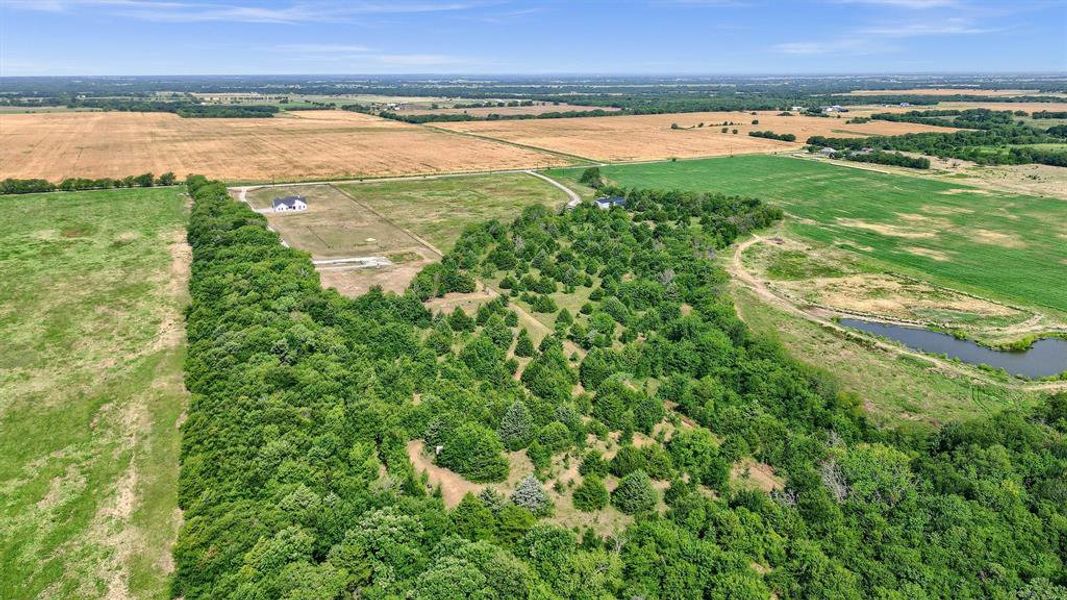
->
[[594, 196, 626, 210], [273, 195, 308, 212], [818, 147, 837, 157]]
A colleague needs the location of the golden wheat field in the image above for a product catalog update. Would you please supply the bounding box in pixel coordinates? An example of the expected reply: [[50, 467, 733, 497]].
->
[[0, 110, 570, 181], [435, 110, 960, 161]]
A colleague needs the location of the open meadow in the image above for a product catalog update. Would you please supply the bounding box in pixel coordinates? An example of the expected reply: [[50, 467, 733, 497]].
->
[[0, 110, 571, 183], [0, 187, 189, 599], [436, 110, 958, 161]]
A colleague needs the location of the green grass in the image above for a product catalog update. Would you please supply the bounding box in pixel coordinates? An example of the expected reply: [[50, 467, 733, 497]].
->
[[548, 155, 1067, 315], [337, 173, 568, 252], [730, 284, 1039, 427], [0, 188, 189, 599]]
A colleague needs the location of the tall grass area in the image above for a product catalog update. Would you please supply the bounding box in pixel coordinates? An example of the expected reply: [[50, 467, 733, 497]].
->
[[547, 155, 1067, 315], [0, 188, 189, 599]]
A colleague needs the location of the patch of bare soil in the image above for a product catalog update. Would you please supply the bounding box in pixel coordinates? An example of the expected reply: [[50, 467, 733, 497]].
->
[[318, 246, 435, 297], [405, 440, 535, 508], [971, 229, 1026, 249], [730, 459, 785, 493], [903, 246, 952, 261], [835, 218, 935, 239]]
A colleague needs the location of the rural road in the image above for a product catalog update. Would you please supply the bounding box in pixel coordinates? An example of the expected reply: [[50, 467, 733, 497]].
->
[[729, 234, 1067, 393], [525, 170, 582, 204]]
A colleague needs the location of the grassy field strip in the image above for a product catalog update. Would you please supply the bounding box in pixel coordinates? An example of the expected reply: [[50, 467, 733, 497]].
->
[[0, 188, 189, 599]]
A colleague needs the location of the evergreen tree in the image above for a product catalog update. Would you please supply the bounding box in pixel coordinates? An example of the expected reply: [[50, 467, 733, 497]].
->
[[572, 475, 609, 511], [612, 470, 657, 514], [511, 475, 551, 515], [498, 401, 534, 451], [514, 328, 535, 357]]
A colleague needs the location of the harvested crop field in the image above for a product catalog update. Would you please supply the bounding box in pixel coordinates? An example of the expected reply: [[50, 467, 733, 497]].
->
[[0, 110, 570, 182], [436, 110, 957, 161]]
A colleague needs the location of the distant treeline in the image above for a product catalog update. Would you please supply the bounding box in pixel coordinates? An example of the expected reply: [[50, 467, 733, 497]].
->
[[0, 172, 178, 195], [748, 130, 797, 142], [1033, 111, 1067, 119], [343, 105, 619, 123], [870, 108, 1020, 130], [816, 149, 930, 169], [66, 98, 279, 117], [807, 127, 1067, 166]]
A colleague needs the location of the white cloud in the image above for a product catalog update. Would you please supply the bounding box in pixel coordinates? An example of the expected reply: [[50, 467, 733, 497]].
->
[[3, 0, 498, 24], [833, 0, 959, 7]]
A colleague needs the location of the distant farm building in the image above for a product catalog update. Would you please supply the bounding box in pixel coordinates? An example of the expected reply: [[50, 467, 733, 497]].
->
[[273, 195, 308, 212], [594, 196, 626, 210], [818, 147, 838, 157]]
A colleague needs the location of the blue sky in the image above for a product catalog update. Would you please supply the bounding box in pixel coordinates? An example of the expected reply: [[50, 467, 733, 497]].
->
[[1, 0, 1065, 75]]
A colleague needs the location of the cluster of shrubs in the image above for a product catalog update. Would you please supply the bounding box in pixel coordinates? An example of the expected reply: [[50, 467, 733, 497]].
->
[[748, 130, 797, 142], [1, 172, 179, 195]]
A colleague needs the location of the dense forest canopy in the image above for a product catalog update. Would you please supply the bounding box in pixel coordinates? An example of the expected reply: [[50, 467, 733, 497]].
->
[[175, 176, 1067, 599]]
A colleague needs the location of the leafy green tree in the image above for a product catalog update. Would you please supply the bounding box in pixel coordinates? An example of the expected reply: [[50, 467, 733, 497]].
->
[[668, 428, 728, 489], [612, 470, 657, 514], [438, 422, 509, 483], [452, 494, 497, 542], [578, 166, 604, 189], [572, 475, 609, 511], [448, 307, 476, 332]]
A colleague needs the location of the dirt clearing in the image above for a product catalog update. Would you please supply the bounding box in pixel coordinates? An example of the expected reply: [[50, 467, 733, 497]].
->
[[0, 110, 570, 182]]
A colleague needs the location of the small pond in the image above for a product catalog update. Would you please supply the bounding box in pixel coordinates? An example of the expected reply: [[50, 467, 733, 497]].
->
[[839, 318, 1067, 379]]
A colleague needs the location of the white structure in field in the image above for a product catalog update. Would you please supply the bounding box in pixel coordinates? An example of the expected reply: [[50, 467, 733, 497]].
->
[[594, 196, 626, 210], [272, 195, 308, 212]]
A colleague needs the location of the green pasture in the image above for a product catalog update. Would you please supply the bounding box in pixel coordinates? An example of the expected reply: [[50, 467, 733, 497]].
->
[[0, 188, 188, 599], [548, 155, 1067, 314]]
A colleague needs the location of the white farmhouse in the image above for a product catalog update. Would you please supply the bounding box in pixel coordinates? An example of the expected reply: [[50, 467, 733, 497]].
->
[[272, 195, 308, 212]]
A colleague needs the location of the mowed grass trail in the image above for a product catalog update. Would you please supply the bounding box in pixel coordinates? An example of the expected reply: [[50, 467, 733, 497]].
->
[[337, 172, 568, 252], [550, 156, 1067, 314], [0, 188, 189, 599]]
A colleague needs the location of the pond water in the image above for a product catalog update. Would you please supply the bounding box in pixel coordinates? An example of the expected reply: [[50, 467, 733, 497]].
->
[[839, 318, 1067, 379]]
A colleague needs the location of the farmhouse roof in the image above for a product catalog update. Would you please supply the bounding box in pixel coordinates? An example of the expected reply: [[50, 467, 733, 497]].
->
[[594, 196, 626, 208], [272, 195, 306, 209]]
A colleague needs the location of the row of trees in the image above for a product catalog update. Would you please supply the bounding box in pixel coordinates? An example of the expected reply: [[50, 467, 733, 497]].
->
[[0, 172, 178, 195], [66, 97, 279, 117], [817, 149, 931, 169], [749, 130, 797, 142], [807, 125, 1067, 166]]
